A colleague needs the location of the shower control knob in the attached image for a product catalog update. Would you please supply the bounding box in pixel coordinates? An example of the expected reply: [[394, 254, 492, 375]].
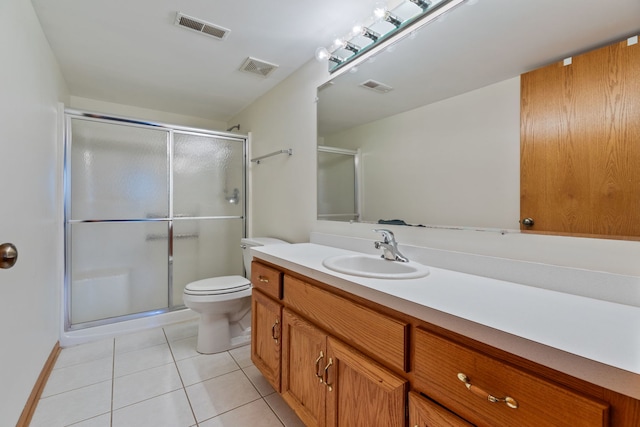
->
[[521, 218, 535, 227], [0, 243, 18, 269]]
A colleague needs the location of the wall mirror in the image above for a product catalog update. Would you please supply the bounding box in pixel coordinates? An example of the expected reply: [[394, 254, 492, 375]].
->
[[316, 0, 640, 231]]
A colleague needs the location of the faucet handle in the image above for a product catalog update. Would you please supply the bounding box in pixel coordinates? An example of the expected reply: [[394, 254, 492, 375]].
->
[[373, 228, 395, 243]]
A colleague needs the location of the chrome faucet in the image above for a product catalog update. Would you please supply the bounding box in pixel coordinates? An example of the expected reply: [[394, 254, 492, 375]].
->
[[373, 229, 409, 262]]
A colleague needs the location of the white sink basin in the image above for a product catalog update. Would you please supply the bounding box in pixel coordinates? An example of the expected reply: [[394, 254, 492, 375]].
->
[[322, 254, 430, 279]]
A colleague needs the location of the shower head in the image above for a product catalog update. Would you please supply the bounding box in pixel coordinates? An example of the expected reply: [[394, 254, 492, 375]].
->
[[226, 124, 240, 132]]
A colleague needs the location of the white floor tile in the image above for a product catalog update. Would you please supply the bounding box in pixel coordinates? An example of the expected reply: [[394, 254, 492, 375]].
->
[[186, 370, 261, 422], [113, 363, 183, 410], [114, 343, 174, 377], [30, 381, 112, 427], [67, 413, 111, 426], [198, 399, 284, 427], [229, 343, 252, 368], [176, 352, 239, 386], [42, 356, 113, 398], [115, 328, 168, 354], [264, 393, 306, 427], [112, 389, 196, 427], [163, 320, 198, 342], [168, 335, 200, 361], [55, 339, 114, 369], [242, 365, 276, 397]]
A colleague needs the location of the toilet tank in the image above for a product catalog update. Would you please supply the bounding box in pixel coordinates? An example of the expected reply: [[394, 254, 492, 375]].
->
[[241, 237, 289, 278]]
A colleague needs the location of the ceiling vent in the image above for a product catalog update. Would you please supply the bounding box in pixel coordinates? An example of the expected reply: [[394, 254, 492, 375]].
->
[[174, 12, 230, 41], [360, 79, 394, 93], [239, 57, 278, 78]]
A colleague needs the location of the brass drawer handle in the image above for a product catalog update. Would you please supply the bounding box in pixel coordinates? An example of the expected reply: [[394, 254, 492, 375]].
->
[[323, 358, 334, 391], [271, 319, 279, 344], [314, 351, 325, 383], [258, 275, 269, 283], [457, 373, 518, 409]]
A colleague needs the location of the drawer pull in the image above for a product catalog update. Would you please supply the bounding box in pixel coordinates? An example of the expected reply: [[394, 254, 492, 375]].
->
[[314, 351, 325, 383], [271, 319, 279, 344], [457, 373, 519, 409], [323, 358, 334, 391], [258, 275, 270, 283]]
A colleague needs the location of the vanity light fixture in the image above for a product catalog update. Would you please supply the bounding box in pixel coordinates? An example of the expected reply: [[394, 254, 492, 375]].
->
[[315, 0, 468, 73]]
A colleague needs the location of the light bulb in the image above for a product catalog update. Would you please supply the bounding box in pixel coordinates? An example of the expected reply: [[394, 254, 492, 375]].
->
[[315, 47, 330, 61], [373, 1, 388, 19]]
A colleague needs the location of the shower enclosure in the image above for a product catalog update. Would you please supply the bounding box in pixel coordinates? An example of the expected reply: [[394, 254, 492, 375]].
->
[[317, 146, 360, 222], [64, 110, 246, 330]]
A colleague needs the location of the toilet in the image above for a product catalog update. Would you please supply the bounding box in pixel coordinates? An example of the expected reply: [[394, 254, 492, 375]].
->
[[183, 237, 289, 354]]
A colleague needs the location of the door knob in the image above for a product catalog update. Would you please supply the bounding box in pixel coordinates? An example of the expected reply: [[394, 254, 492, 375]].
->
[[0, 243, 18, 269], [521, 218, 534, 227]]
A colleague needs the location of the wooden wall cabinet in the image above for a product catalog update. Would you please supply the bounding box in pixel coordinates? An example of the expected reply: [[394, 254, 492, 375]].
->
[[520, 36, 640, 238]]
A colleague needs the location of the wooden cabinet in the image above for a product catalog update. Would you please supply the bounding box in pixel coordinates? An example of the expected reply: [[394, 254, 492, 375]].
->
[[408, 391, 473, 427], [520, 36, 640, 238], [414, 328, 609, 427], [251, 289, 282, 391], [250, 260, 639, 427], [281, 308, 407, 427]]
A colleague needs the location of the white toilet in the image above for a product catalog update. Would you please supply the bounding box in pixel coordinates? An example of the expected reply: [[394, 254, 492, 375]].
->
[[183, 237, 288, 354]]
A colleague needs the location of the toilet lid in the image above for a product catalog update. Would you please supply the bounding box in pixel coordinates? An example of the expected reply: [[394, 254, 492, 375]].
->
[[184, 275, 251, 295]]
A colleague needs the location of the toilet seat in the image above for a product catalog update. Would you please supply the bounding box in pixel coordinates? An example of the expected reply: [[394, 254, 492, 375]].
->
[[184, 275, 251, 296]]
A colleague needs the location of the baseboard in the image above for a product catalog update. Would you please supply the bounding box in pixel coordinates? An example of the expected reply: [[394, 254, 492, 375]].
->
[[15, 341, 61, 427]]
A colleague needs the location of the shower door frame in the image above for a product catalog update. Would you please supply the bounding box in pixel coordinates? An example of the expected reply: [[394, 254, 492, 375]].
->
[[63, 109, 247, 331]]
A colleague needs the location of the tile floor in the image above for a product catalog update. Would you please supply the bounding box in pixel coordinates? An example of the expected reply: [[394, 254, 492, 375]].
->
[[30, 321, 305, 427]]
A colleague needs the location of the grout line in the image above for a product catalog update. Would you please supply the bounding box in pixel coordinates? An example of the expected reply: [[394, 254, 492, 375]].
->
[[110, 337, 115, 427], [163, 326, 199, 425]]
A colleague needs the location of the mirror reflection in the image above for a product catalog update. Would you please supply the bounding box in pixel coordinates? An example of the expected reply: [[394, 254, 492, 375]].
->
[[316, 0, 640, 230]]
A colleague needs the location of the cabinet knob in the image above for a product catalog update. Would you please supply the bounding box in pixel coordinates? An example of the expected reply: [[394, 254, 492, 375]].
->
[[521, 217, 534, 227], [0, 243, 18, 269]]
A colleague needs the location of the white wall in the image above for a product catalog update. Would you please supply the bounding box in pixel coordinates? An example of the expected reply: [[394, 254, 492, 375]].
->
[[0, 0, 69, 424], [232, 57, 640, 277]]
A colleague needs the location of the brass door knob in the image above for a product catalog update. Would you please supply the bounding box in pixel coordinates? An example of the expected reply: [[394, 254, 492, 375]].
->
[[0, 243, 18, 269]]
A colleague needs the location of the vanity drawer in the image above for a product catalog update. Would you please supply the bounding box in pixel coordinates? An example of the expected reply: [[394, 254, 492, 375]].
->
[[414, 328, 609, 427], [409, 391, 473, 427], [251, 261, 283, 299], [283, 275, 409, 372]]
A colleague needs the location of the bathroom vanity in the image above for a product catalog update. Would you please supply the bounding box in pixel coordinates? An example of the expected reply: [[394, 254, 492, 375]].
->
[[249, 243, 640, 426]]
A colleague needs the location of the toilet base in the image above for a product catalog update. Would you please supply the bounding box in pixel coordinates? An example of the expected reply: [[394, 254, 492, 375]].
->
[[195, 311, 251, 354]]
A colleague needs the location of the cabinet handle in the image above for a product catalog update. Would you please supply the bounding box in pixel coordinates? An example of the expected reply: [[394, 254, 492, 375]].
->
[[258, 275, 269, 283], [457, 373, 518, 409], [323, 358, 334, 391], [314, 351, 325, 383], [271, 319, 279, 344]]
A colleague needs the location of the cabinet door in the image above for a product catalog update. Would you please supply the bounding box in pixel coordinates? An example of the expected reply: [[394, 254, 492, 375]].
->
[[409, 391, 473, 427], [325, 337, 408, 427], [251, 290, 282, 392], [281, 309, 327, 427]]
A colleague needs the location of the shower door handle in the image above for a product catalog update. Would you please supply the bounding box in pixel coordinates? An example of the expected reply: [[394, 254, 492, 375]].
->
[[0, 243, 18, 269]]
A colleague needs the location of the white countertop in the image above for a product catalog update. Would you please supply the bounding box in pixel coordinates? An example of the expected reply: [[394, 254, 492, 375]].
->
[[252, 242, 640, 399]]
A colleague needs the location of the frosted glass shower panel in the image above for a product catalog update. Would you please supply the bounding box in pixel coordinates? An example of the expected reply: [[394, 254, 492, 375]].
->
[[70, 119, 169, 220], [173, 132, 244, 217], [69, 221, 169, 324], [318, 150, 358, 221], [171, 218, 245, 306]]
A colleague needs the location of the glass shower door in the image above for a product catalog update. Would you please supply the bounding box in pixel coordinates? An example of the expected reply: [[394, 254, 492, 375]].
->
[[67, 118, 170, 326], [172, 132, 245, 306]]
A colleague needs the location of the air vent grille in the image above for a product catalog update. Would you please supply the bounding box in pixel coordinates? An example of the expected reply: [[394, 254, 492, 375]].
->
[[240, 57, 278, 78], [175, 12, 230, 41], [360, 79, 394, 93]]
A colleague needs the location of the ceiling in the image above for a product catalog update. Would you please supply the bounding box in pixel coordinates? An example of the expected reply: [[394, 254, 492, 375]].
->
[[32, 0, 640, 125]]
